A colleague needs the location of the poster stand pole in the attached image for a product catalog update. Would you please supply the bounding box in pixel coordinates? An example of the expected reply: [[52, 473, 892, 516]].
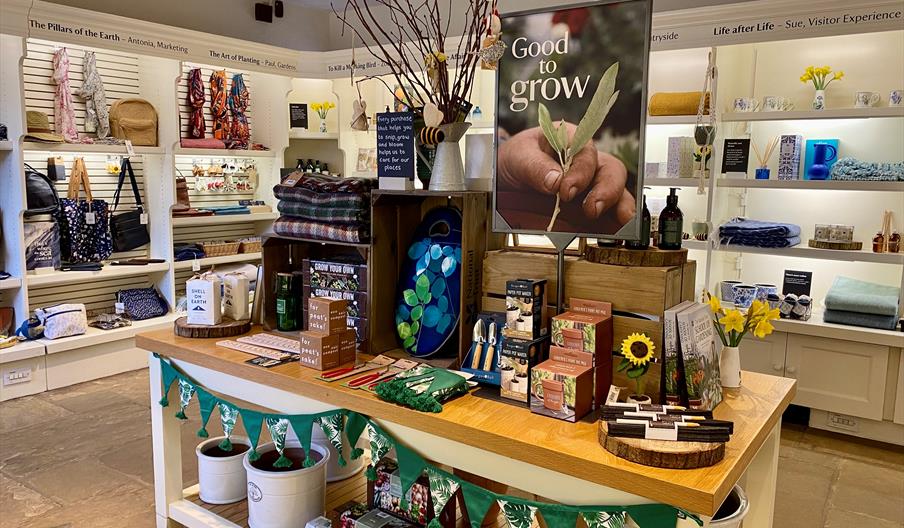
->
[[545, 233, 576, 315]]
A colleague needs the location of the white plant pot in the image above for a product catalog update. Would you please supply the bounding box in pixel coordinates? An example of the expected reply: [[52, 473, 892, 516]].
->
[[710, 485, 749, 527], [311, 426, 365, 482], [196, 436, 250, 505], [244, 441, 330, 528], [626, 394, 652, 405], [720, 346, 742, 388]]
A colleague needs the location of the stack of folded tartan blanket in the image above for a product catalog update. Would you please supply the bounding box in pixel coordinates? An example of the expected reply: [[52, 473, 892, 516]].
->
[[272, 173, 375, 244], [719, 218, 801, 248]]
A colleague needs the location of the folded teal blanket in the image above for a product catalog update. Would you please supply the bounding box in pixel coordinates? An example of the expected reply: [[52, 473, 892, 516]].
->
[[823, 309, 899, 331], [825, 276, 900, 317]]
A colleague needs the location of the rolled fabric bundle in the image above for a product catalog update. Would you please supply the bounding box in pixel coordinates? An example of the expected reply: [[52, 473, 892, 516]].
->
[[418, 126, 445, 146], [649, 91, 710, 116]]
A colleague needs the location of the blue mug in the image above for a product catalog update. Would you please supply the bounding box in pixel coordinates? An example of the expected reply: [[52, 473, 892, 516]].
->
[[754, 283, 778, 302], [720, 280, 742, 302], [733, 284, 757, 309]]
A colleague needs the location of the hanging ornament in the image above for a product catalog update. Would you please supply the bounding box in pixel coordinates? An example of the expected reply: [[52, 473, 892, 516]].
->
[[349, 35, 370, 131], [423, 102, 444, 128], [424, 51, 447, 92]]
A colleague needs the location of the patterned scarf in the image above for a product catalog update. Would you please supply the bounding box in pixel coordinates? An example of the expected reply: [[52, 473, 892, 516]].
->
[[187, 68, 206, 139], [227, 73, 250, 149], [75, 51, 109, 138], [52, 48, 79, 142], [209, 70, 228, 141]]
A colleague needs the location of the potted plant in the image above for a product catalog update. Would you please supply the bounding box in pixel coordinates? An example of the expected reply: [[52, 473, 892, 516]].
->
[[706, 293, 780, 388], [617, 333, 656, 404], [800, 65, 843, 110]]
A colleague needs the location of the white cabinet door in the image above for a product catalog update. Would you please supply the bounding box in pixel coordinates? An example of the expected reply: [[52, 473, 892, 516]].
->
[[895, 352, 904, 425], [739, 332, 787, 377], [786, 334, 889, 420]]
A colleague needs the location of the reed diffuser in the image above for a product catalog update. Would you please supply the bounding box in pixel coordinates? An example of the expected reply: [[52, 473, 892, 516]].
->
[[752, 136, 779, 180]]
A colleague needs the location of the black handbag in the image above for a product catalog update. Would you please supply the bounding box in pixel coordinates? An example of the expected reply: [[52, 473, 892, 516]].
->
[[110, 157, 150, 252], [24, 164, 59, 216]]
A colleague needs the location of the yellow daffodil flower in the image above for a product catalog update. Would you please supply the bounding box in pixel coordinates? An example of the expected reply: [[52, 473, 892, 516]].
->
[[435, 52, 447, 62], [833, 71, 844, 80], [748, 299, 767, 319], [720, 309, 746, 334], [753, 318, 775, 338], [708, 294, 722, 314], [762, 306, 780, 322]]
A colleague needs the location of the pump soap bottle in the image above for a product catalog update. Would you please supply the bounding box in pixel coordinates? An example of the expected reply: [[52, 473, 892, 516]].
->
[[658, 188, 683, 250], [625, 191, 652, 250]]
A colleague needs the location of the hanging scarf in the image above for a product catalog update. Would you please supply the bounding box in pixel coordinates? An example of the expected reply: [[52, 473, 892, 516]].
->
[[52, 48, 79, 142], [75, 51, 110, 138], [227, 73, 250, 149], [187, 68, 206, 139], [209, 70, 229, 141]]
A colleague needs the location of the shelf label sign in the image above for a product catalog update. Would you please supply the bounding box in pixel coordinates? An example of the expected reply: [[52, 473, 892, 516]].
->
[[289, 103, 308, 129], [376, 112, 415, 190], [783, 270, 813, 297], [721, 139, 750, 176]]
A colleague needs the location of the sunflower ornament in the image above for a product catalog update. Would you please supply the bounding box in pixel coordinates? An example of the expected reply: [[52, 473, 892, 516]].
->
[[618, 333, 656, 400]]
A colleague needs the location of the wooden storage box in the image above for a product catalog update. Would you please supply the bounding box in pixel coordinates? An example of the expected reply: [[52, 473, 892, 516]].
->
[[371, 190, 489, 361], [482, 250, 696, 402]]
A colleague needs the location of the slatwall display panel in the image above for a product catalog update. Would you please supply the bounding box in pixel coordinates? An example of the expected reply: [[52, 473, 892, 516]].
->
[[174, 156, 267, 207], [173, 224, 258, 296], [24, 39, 141, 136], [28, 275, 154, 316], [178, 63, 254, 141], [23, 152, 150, 261]]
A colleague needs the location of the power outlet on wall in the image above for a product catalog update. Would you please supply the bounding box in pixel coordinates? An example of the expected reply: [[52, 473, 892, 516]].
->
[[2, 367, 32, 386], [827, 412, 859, 432]]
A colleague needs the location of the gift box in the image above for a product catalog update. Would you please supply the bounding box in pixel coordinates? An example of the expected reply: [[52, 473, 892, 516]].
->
[[666, 137, 694, 178], [499, 335, 548, 404], [530, 346, 594, 422], [299, 329, 356, 370], [309, 297, 348, 334], [502, 279, 547, 340], [460, 311, 506, 385], [303, 258, 369, 292], [778, 134, 803, 180], [223, 272, 250, 320], [333, 501, 369, 528], [550, 298, 614, 409], [367, 459, 456, 528], [187, 272, 222, 325], [303, 285, 368, 319]]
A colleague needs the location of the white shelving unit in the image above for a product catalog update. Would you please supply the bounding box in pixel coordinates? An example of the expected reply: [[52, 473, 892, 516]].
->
[[646, 115, 702, 125], [714, 243, 903, 265], [38, 313, 179, 355], [0, 140, 13, 151], [718, 178, 904, 191], [288, 130, 339, 140], [173, 253, 262, 271], [171, 212, 278, 226], [25, 262, 170, 287], [722, 106, 904, 122], [646, 177, 706, 187], [22, 142, 165, 155], [173, 147, 277, 158], [0, 277, 21, 290]]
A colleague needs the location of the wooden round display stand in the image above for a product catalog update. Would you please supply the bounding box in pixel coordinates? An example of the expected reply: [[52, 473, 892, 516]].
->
[[583, 246, 689, 267], [807, 239, 863, 251], [174, 317, 251, 338], [598, 421, 725, 469]]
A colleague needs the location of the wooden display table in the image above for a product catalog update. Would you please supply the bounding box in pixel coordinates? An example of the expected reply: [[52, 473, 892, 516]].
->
[[138, 328, 796, 528]]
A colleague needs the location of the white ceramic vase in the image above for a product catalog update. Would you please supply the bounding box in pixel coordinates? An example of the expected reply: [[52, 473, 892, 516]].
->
[[244, 441, 330, 528], [196, 436, 250, 504], [720, 345, 742, 388], [319, 119, 327, 133], [812, 89, 825, 110]]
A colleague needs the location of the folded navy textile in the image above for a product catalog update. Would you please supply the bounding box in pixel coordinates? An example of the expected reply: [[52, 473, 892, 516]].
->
[[720, 236, 801, 248], [174, 243, 205, 261], [823, 309, 899, 331], [719, 218, 801, 238]]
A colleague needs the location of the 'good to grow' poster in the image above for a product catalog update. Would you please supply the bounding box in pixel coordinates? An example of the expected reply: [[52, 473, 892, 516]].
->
[[494, 1, 652, 239]]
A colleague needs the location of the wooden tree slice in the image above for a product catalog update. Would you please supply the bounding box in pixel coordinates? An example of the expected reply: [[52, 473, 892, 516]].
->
[[598, 421, 724, 469], [174, 317, 251, 338], [583, 246, 688, 267], [807, 239, 863, 251]]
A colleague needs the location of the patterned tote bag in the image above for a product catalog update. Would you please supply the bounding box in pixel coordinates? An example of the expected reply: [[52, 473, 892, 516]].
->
[[56, 157, 113, 263]]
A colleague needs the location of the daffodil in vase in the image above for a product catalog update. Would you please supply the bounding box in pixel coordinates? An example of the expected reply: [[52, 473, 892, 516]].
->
[[311, 101, 336, 133], [800, 66, 844, 110], [706, 293, 780, 388], [617, 333, 656, 404]]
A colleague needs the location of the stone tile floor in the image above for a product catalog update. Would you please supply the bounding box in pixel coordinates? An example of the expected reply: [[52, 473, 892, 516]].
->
[[1, 369, 903, 527]]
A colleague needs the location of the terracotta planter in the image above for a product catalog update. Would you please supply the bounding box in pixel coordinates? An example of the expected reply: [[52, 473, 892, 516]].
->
[[542, 379, 564, 411], [561, 328, 583, 350], [244, 441, 330, 528], [197, 436, 250, 504]]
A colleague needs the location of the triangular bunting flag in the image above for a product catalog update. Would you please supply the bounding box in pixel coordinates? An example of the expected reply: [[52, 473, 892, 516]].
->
[[240, 408, 265, 462], [394, 441, 427, 505], [266, 417, 292, 468], [196, 389, 217, 438], [460, 479, 497, 528], [217, 402, 239, 451], [345, 411, 368, 460], [625, 504, 679, 528], [426, 468, 460, 528], [498, 499, 538, 528], [317, 413, 347, 467], [365, 423, 394, 480], [537, 506, 578, 528], [580, 511, 627, 528], [158, 358, 179, 407], [175, 378, 196, 420], [288, 414, 317, 467]]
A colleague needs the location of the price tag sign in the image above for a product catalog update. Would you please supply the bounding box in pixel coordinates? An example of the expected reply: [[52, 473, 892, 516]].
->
[[115, 302, 125, 314], [85, 212, 96, 225], [606, 385, 621, 405], [125, 140, 135, 157], [192, 259, 201, 272], [140, 213, 149, 225]]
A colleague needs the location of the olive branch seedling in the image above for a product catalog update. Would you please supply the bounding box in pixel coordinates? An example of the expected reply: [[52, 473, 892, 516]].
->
[[538, 62, 620, 231]]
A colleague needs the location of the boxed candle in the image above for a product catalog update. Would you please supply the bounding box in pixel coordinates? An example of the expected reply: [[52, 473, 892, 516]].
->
[[778, 134, 803, 180]]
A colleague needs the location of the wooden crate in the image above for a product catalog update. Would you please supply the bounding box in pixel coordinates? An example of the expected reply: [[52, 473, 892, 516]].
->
[[482, 249, 696, 402], [371, 190, 489, 363], [260, 236, 374, 351]]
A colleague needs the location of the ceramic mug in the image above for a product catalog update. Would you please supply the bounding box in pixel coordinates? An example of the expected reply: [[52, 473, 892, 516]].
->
[[890, 89, 903, 107], [762, 96, 793, 112], [720, 280, 742, 302], [754, 283, 778, 302], [732, 284, 758, 309], [733, 97, 759, 112], [855, 91, 880, 108], [766, 293, 782, 311]]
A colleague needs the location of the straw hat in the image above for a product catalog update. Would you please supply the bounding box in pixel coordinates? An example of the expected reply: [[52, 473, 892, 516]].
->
[[24, 111, 64, 142]]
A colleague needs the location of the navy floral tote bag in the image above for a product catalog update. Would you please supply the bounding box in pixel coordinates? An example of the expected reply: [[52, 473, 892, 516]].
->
[[56, 157, 113, 263]]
